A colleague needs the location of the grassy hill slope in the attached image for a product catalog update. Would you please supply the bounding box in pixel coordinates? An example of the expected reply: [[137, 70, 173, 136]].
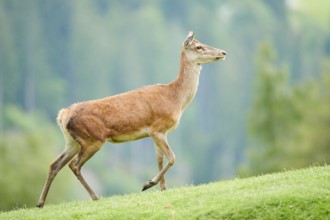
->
[[1, 165, 329, 219]]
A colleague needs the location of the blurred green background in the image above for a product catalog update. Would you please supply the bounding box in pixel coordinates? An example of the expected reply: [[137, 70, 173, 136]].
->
[[0, 0, 329, 211]]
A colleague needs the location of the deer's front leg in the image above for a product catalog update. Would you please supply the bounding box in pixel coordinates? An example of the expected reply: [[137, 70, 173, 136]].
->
[[155, 146, 167, 190], [142, 132, 175, 191]]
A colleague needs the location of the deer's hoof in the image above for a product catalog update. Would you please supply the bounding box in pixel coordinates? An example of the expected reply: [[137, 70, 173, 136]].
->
[[142, 180, 156, 191], [36, 203, 44, 208]]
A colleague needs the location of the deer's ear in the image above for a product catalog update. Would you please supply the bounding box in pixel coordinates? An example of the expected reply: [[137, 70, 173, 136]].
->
[[184, 31, 195, 48]]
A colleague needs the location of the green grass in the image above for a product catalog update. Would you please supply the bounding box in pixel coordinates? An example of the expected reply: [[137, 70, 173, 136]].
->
[[1, 166, 329, 219]]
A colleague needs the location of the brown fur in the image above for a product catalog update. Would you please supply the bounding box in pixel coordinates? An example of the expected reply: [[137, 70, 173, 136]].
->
[[59, 83, 180, 144], [37, 32, 226, 208]]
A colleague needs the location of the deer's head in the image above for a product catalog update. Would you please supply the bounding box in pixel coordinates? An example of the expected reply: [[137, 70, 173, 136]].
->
[[183, 31, 226, 65]]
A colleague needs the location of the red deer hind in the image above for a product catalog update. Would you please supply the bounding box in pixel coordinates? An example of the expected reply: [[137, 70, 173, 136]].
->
[[37, 31, 226, 208]]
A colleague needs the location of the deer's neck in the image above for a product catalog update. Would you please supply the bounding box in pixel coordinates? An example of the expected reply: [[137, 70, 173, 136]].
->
[[172, 49, 202, 110]]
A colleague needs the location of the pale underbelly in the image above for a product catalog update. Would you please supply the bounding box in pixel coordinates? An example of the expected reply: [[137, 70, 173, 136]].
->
[[107, 129, 149, 143]]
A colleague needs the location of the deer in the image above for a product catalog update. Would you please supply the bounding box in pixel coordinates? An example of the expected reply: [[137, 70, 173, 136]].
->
[[37, 31, 226, 208]]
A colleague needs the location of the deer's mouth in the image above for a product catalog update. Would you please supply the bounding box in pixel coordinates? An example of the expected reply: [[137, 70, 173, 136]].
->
[[216, 56, 226, 61], [216, 50, 227, 60]]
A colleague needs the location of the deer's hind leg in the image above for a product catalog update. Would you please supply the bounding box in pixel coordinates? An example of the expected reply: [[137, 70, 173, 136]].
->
[[69, 140, 103, 200], [37, 141, 80, 208]]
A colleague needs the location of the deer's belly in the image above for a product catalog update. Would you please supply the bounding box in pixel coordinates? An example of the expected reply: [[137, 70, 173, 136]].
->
[[107, 129, 149, 143]]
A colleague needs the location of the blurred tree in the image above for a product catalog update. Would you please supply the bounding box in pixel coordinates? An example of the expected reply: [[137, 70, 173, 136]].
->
[[287, 62, 330, 167], [244, 42, 295, 174], [0, 0, 66, 118], [243, 43, 330, 176], [0, 106, 72, 211]]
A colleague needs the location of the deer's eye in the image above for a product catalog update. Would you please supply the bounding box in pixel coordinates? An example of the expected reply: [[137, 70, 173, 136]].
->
[[196, 46, 203, 50]]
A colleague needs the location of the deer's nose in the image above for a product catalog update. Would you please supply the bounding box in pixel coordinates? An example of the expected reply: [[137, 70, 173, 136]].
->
[[221, 51, 227, 56]]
